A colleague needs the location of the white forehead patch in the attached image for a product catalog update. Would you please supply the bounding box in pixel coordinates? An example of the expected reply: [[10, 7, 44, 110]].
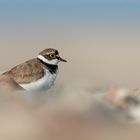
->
[[37, 55, 59, 65]]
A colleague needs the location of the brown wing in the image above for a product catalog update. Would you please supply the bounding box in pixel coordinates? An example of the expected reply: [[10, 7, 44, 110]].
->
[[3, 59, 45, 84]]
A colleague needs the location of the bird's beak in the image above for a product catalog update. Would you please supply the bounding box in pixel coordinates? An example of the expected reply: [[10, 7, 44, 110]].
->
[[58, 56, 67, 62]]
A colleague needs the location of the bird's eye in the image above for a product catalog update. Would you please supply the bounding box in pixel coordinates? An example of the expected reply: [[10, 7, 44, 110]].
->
[[49, 54, 55, 58]]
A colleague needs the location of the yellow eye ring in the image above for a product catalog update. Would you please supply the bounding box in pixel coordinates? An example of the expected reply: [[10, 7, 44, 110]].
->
[[49, 53, 56, 58]]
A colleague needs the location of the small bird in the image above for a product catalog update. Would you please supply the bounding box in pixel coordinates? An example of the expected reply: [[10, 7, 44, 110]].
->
[[2, 48, 67, 91]]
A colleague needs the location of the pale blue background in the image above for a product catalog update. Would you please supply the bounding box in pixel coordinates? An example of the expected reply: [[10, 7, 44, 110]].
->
[[0, 0, 139, 26], [0, 0, 139, 47]]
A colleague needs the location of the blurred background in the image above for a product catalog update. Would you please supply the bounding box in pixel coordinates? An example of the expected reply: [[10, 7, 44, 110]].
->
[[0, 0, 140, 140], [0, 0, 140, 87]]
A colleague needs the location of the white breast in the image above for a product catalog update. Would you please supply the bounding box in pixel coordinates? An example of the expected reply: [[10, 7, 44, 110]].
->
[[20, 69, 58, 92]]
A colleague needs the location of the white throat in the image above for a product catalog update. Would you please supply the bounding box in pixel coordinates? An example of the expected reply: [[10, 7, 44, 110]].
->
[[37, 55, 59, 65]]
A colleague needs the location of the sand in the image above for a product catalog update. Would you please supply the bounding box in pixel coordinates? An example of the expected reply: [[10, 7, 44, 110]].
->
[[1, 45, 140, 139]]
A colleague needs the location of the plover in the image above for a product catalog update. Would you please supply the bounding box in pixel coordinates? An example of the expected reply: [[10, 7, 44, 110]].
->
[[2, 48, 67, 91]]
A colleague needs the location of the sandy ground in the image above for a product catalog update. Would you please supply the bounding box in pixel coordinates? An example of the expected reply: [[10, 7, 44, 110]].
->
[[1, 46, 140, 139]]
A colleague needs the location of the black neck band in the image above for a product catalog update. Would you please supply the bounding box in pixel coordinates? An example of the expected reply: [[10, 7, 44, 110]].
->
[[37, 58, 58, 74]]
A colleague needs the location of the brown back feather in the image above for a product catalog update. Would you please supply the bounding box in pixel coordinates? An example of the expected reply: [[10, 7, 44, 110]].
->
[[3, 59, 45, 84]]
